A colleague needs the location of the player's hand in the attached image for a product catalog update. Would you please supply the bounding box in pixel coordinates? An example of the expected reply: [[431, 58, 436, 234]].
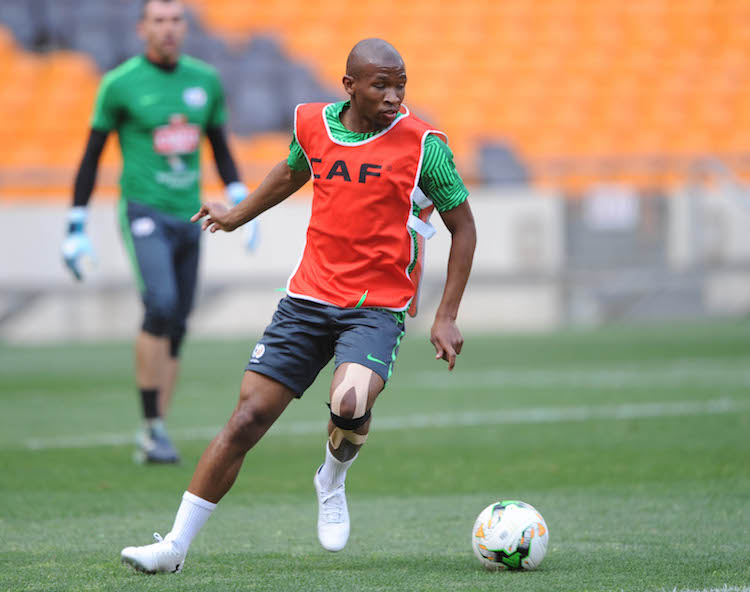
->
[[225, 182, 260, 252], [61, 207, 96, 281], [191, 201, 237, 232], [430, 316, 464, 371]]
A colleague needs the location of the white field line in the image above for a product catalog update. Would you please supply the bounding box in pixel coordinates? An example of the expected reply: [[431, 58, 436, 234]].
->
[[21, 397, 747, 451], [414, 362, 750, 389], [665, 587, 750, 592]]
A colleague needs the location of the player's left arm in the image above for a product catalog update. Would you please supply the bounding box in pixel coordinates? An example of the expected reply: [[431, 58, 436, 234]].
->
[[419, 134, 476, 370], [432, 200, 476, 370]]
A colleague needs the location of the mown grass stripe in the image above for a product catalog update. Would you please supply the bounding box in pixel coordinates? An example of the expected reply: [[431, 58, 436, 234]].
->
[[20, 397, 745, 451]]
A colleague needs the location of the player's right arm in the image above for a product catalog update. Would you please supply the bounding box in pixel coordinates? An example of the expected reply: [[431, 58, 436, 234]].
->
[[192, 160, 309, 233], [62, 72, 119, 280], [61, 128, 110, 280]]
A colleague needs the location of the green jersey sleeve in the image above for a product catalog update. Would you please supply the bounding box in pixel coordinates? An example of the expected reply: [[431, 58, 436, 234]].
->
[[418, 134, 469, 212], [90, 73, 122, 131], [287, 135, 311, 172], [207, 71, 227, 128]]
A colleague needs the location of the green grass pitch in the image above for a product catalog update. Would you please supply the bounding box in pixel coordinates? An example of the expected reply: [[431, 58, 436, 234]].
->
[[1, 320, 749, 591]]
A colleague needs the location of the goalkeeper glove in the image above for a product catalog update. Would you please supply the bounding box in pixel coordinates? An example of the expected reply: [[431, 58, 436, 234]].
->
[[61, 207, 96, 281], [226, 182, 259, 252]]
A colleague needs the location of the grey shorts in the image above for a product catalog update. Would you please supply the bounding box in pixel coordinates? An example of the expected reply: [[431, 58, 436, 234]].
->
[[119, 200, 200, 341], [246, 296, 406, 397]]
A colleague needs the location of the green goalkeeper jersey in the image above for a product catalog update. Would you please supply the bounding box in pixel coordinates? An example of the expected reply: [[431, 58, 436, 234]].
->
[[91, 55, 227, 220]]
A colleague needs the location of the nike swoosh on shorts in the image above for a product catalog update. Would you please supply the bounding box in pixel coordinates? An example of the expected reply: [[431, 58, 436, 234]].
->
[[366, 354, 388, 366]]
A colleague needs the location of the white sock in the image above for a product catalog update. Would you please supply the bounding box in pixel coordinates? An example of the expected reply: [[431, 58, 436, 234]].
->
[[316, 443, 357, 491], [164, 491, 216, 551]]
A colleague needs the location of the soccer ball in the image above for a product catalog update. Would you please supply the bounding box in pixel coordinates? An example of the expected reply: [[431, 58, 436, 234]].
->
[[471, 500, 549, 571]]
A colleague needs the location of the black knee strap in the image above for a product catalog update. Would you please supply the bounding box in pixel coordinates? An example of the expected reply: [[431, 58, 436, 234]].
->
[[329, 406, 371, 430]]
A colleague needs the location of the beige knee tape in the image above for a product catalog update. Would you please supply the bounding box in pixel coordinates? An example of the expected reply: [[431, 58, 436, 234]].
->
[[329, 428, 369, 449], [329, 364, 374, 449], [330, 363, 371, 418]]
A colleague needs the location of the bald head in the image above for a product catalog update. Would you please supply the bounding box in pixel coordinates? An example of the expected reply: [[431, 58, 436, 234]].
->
[[340, 38, 407, 132], [346, 38, 404, 79]]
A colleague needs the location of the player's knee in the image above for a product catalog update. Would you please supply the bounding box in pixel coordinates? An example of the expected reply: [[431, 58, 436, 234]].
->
[[334, 393, 362, 420], [330, 408, 371, 430], [142, 297, 179, 336], [329, 408, 371, 449], [228, 395, 275, 446], [330, 364, 372, 419]]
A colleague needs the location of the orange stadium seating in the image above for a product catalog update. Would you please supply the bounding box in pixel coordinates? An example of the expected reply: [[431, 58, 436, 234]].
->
[[1, 0, 749, 199]]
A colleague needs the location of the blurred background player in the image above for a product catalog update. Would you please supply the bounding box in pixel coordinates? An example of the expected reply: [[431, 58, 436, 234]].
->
[[61, 0, 255, 464], [119, 38, 476, 573]]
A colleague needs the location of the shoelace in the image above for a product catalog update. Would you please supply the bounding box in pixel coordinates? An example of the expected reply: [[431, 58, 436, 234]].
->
[[149, 532, 183, 573], [320, 488, 345, 522], [152, 533, 183, 557]]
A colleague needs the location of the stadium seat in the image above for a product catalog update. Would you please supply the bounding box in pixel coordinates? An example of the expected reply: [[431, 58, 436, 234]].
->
[[3, 0, 750, 196]]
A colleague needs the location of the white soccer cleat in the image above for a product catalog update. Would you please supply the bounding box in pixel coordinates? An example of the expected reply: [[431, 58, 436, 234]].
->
[[314, 467, 350, 552], [121, 533, 185, 574]]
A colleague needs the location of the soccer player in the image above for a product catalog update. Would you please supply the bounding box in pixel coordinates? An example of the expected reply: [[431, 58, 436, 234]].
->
[[61, 0, 255, 464], [120, 37, 476, 573]]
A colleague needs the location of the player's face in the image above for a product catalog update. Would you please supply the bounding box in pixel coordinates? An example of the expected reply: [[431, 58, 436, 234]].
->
[[346, 64, 407, 130], [139, 1, 187, 64]]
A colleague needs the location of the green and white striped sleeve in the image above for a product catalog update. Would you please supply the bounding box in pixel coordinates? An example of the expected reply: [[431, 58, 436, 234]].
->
[[418, 134, 469, 212]]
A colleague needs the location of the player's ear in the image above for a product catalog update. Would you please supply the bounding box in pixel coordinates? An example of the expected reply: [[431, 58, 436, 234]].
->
[[136, 19, 146, 42], [342, 75, 356, 98]]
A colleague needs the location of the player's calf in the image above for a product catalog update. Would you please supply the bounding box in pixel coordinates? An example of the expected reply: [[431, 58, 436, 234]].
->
[[314, 408, 372, 552]]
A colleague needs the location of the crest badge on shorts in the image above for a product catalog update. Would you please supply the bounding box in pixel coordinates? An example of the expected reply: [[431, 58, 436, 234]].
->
[[131, 217, 156, 237], [252, 343, 266, 359]]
